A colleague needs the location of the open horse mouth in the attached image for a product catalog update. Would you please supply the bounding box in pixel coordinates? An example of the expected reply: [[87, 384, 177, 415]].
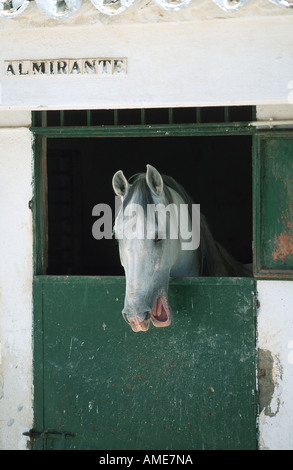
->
[[124, 296, 171, 332], [151, 296, 171, 328]]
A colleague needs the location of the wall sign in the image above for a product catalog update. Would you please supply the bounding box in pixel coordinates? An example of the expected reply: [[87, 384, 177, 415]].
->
[[4, 58, 127, 77]]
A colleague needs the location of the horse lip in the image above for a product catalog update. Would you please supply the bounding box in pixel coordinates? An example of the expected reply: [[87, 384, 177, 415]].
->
[[151, 295, 171, 328], [122, 297, 171, 331]]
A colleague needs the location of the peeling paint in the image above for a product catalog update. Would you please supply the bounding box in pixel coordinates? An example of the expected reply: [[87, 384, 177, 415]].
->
[[272, 205, 293, 262], [272, 229, 293, 262], [258, 348, 283, 417]]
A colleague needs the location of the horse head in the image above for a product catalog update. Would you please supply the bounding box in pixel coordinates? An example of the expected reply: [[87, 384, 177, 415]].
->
[[112, 164, 251, 332], [112, 164, 182, 332]]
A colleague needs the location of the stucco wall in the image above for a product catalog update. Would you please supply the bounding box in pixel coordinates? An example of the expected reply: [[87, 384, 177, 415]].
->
[[0, 4, 293, 109], [258, 281, 293, 450], [0, 119, 33, 450]]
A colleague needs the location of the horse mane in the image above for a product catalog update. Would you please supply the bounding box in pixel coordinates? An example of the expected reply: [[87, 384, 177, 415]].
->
[[122, 172, 251, 277], [160, 175, 215, 276]]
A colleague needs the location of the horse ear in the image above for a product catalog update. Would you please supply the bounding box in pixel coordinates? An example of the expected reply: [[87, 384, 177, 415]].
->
[[112, 170, 129, 198], [146, 164, 163, 196]]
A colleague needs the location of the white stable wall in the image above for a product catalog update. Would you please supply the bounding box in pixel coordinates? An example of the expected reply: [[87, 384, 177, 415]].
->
[[0, 115, 33, 450], [0, 3, 293, 110], [257, 281, 293, 450]]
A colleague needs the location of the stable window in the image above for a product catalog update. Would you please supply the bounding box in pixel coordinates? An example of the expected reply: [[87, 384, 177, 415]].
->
[[32, 106, 254, 277]]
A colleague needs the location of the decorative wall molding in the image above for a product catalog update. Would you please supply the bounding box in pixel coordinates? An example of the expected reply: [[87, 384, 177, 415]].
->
[[0, 0, 292, 19]]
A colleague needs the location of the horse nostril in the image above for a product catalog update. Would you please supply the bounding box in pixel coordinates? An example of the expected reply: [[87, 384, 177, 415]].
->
[[144, 311, 151, 322], [122, 311, 151, 324], [122, 312, 130, 324]]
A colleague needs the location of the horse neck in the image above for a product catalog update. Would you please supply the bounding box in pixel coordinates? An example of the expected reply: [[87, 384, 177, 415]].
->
[[171, 249, 200, 277], [166, 187, 200, 277]]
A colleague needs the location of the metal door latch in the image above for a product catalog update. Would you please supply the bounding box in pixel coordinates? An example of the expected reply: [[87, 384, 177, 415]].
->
[[23, 429, 75, 440]]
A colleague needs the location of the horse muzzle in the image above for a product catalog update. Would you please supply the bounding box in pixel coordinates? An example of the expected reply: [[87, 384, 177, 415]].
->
[[122, 294, 171, 332], [122, 311, 152, 332]]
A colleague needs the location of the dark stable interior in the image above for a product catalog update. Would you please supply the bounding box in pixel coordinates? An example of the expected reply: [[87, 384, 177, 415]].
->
[[46, 110, 253, 276]]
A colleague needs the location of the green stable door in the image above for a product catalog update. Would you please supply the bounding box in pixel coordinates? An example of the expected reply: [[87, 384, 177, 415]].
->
[[33, 276, 257, 450]]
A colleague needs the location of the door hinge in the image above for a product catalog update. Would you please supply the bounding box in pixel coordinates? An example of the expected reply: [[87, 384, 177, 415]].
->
[[23, 429, 75, 441]]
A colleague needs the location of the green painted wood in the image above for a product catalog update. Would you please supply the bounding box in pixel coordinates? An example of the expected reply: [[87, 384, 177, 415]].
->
[[32, 277, 45, 450], [254, 134, 293, 277], [33, 276, 257, 450], [30, 123, 256, 139], [33, 135, 45, 275]]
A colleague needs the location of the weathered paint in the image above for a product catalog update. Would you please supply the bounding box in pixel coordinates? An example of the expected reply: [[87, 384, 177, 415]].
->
[[272, 232, 293, 262], [258, 348, 282, 418], [254, 134, 293, 277], [271, 145, 293, 263]]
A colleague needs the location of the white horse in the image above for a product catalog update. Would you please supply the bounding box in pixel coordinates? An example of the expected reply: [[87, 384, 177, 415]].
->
[[112, 164, 251, 332]]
